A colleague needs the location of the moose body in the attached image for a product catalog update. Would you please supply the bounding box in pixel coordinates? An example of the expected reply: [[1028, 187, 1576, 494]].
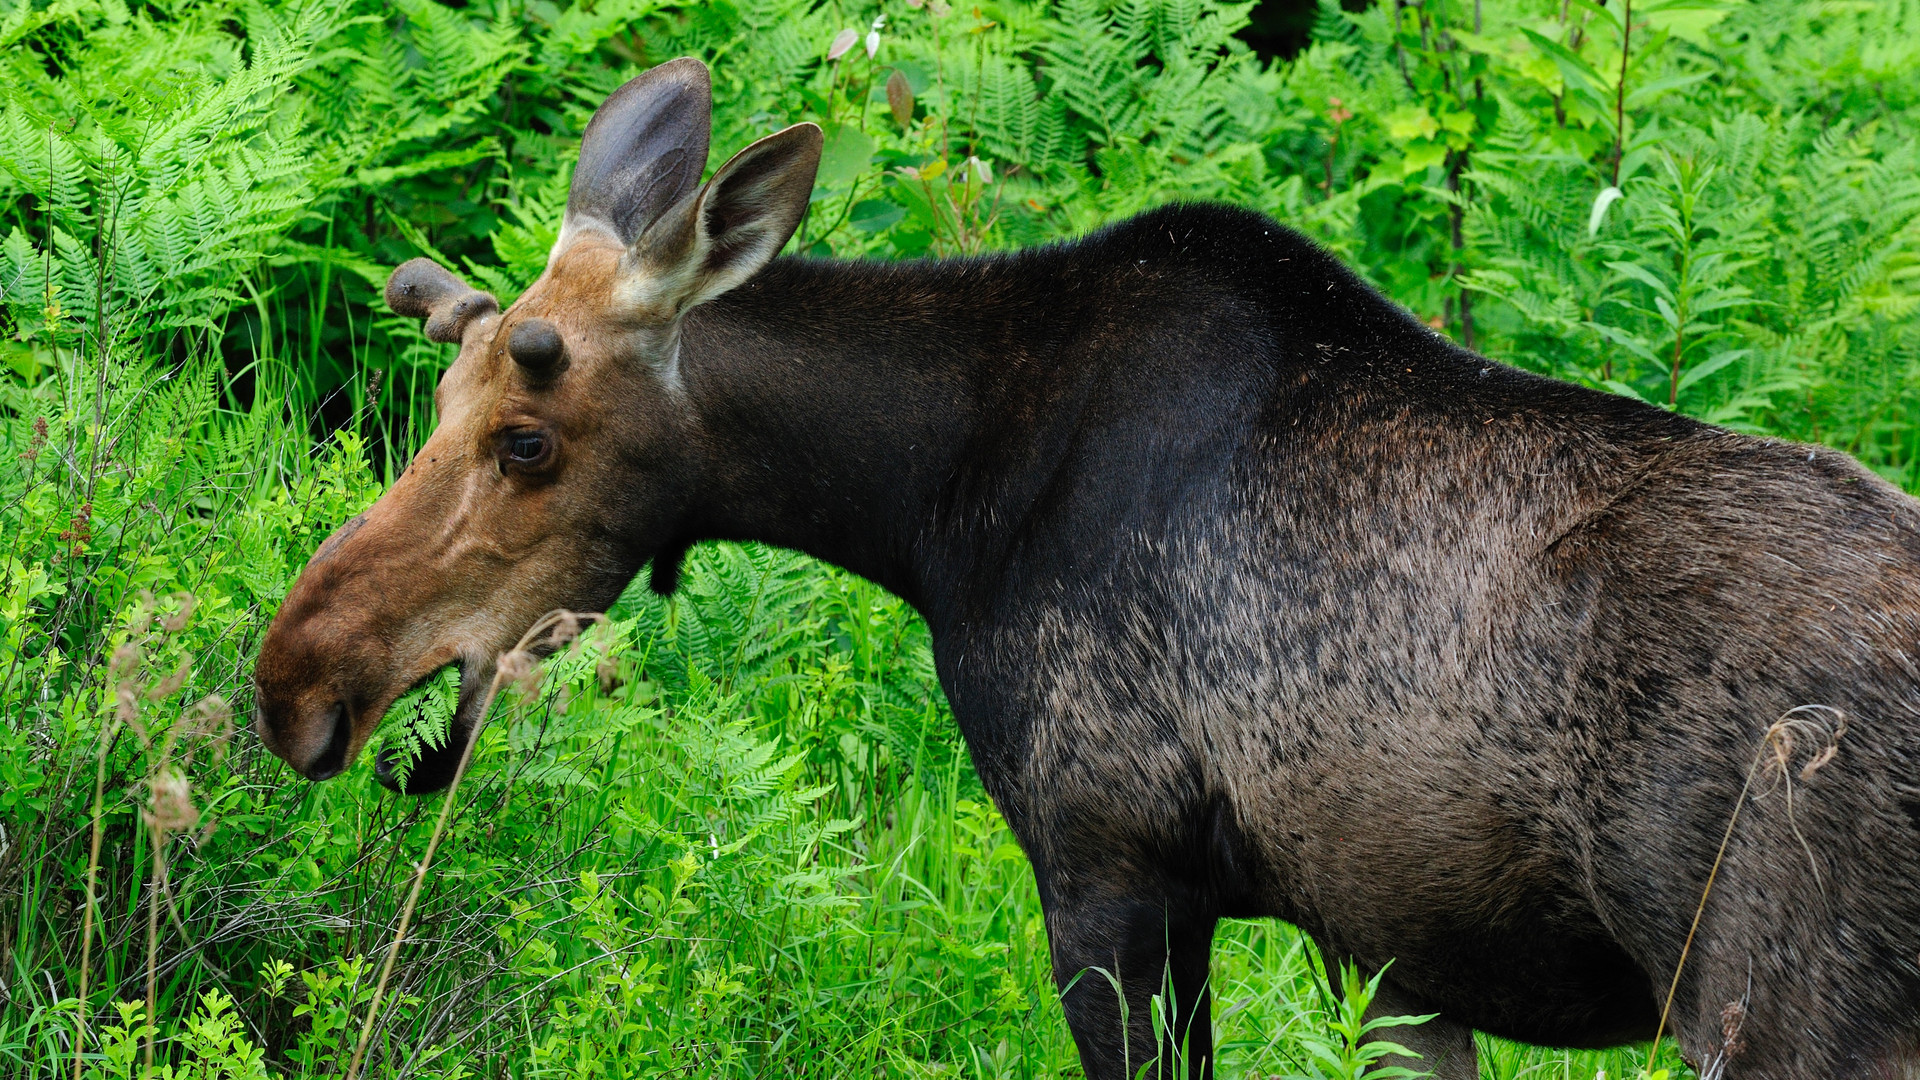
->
[[254, 60, 1920, 1079]]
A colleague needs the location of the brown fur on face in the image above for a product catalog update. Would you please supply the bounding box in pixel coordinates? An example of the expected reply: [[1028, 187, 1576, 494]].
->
[[252, 237, 692, 786], [252, 64, 822, 786]]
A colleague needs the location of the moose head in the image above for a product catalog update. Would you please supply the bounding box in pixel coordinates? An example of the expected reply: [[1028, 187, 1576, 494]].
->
[[252, 59, 822, 791]]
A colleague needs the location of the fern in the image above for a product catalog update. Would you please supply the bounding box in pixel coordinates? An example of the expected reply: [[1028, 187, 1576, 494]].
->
[[373, 665, 462, 788], [969, 53, 1068, 176]]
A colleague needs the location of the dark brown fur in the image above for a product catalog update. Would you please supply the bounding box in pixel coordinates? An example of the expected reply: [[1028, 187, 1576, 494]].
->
[[254, 60, 1920, 1080]]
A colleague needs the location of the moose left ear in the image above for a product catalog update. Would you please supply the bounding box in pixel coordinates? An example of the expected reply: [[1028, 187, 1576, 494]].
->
[[386, 259, 498, 344], [627, 122, 824, 317]]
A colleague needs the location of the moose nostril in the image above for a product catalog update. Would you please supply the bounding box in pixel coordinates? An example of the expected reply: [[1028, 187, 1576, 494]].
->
[[306, 702, 352, 781]]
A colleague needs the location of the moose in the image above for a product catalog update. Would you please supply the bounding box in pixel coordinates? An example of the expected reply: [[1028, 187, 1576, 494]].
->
[[253, 58, 1920, 1079]]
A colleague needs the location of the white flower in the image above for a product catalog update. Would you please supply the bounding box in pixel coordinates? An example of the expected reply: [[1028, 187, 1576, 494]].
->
[[866, 29, 880, 58], [828, 28, 858, 60]]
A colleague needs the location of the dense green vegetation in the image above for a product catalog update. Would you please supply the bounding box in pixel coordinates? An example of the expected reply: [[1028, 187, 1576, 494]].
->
[[2, 0, 1917, 1075]]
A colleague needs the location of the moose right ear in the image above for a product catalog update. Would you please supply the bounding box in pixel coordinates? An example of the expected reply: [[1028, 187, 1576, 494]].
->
[[562, 57, 713, 249], [623, 122, 824, 320], [385, 259, 498, 344]]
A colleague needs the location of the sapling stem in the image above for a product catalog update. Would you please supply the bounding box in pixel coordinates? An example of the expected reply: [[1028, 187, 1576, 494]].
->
[[1612, 0, 1633, 189], [1645, 706, 1845, 1075], [73, 718, 118, 1080], [344, 677, 501, 1080], [144, 832, 163, 1077]]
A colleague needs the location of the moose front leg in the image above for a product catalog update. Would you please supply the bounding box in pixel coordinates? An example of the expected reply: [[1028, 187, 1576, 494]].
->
[[1041, 880, 1219, 1080]]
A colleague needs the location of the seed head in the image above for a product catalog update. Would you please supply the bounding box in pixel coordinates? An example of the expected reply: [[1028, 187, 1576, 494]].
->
[[144, 767, 200, 836], [596, 653, 623, 695], [130, 590, 156, 638], [160, 592, 195, 633], [145, 658, 191, 701], [1719, 998, 1747, 1056], [20, 416, 46, 461], [188, 695, 234, 766], [110, 642, 143, 680], [498, 649, 540, 699], [116, 682, 147, 744]]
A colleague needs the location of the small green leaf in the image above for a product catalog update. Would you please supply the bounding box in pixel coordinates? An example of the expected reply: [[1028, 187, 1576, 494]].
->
[[849, 199, 904, 233], [817, 124, 877, 189], [1606, 260, 1676, 301], [1628, 71, 1713, 108], [1399, 142, 1450, 177], [1653, 294, 1680, 329], [1384, 105, 1439, 141], [1520, 27, 1609, 93], [1604, 378, 1658, 404], [1677, 348, 1750, 393], [1642, 0, 1735, 45]]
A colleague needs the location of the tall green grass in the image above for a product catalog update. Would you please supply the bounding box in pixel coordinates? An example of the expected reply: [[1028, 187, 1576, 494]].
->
[[2, 0, 1917, 1076]]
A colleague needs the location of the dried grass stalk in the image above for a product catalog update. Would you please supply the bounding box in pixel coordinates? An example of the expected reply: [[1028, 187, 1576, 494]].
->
[[1644, 704, 1846, 1075], [346, 609, 603, 1080]]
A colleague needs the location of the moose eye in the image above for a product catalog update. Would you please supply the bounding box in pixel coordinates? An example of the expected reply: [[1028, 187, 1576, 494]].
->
[[500, 430, 551, 468]]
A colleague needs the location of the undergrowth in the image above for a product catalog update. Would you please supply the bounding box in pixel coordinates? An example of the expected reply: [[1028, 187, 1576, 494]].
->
[[1, 0, 1915, 1075]]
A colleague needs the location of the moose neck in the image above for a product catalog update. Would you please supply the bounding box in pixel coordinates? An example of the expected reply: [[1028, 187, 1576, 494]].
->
[[666, 210, 1450, 633], [674, 255, 1025, 626]]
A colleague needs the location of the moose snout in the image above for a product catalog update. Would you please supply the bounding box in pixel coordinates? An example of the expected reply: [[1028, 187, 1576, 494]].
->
[[252, 508, 410, 781], [252, 588, 386, 782], [253, 695, 356, 781]]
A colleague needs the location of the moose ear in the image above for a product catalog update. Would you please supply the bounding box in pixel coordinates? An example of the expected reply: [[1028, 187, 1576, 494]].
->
[[386, 259, 498, 344], [628, 122, 824, 316], [564, 57, 713, 247]]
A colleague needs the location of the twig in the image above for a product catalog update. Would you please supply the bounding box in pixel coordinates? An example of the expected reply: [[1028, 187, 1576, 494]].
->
[[1611, 0, 1633, 189], [343, 683, 501, 1080]]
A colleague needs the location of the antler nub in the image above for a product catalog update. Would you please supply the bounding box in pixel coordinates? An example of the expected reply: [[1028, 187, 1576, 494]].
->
[[508, 317, 568, 376], [385, 258, 499, 344]]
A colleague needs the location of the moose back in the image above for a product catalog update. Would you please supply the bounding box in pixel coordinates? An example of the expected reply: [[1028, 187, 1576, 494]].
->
[[253, 59, 1920, 1080]]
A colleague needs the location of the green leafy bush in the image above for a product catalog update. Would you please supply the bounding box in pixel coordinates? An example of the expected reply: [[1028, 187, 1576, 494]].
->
[[2, 0, 1915, 1076]]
